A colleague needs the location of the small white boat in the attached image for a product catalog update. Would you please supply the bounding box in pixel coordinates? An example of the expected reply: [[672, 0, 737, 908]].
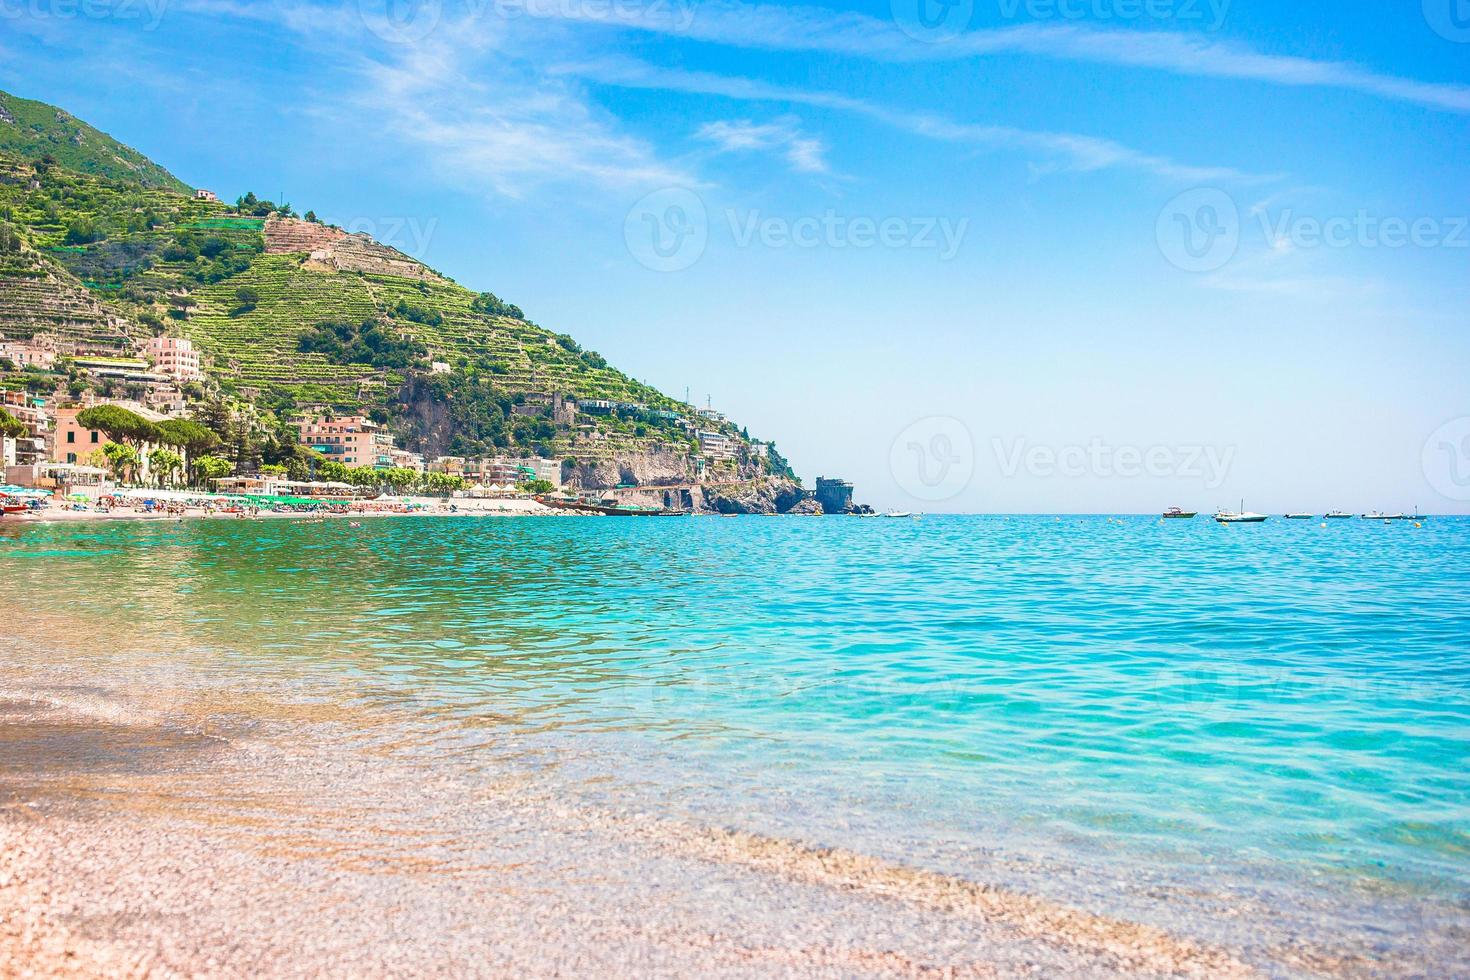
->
[[884, 510, 912, 519], [1283, 513, 1314, 520], [1215, 500, 1268, 523], [1362, 511, 1407, 521], [1324, 511, 1352, 519]]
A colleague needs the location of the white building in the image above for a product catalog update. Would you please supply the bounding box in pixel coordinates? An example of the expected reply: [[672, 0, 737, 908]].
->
[[698, 430, 736, 461]]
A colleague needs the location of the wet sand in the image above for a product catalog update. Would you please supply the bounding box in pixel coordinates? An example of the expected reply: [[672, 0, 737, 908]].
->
[[0, 678, 1265, 979]]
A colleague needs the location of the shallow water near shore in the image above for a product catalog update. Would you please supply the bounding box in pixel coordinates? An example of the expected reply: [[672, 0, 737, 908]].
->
[[3, 514, 1468, 973]]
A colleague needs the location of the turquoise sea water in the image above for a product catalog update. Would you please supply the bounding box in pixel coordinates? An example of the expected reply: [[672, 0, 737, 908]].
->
[[3, 514, 1468, 964]]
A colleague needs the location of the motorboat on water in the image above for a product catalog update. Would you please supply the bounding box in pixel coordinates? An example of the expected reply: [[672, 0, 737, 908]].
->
[[884, 510, 913, 518], [1284, 513, 1314, 519], [1215, 500, 1268, 523], [1162, 507, 1197, 519], [1362, 511, 1407, 521], [1324, 511, 1352, 519]]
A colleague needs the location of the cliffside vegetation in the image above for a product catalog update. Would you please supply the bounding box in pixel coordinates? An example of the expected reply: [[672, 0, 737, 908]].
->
[[0, 87, 797, 489]]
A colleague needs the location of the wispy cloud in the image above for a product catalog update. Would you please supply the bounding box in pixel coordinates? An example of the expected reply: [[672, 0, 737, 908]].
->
[[695, 118, 830, 174], [171, 1, 692, 196], [358, 42, 692, 197], [561, 58, 1270, 184], [513, 0, 1470, 114]]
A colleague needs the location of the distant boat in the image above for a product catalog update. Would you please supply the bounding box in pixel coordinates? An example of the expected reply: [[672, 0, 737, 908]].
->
[[1215, 500, 1268, 523], [1362, 511, 1407, 521], [884, 510, 912, 519], [1323, 511, 1352, 519], [1284, 513, 1314, 520], [1162, 507, 1197, 519]]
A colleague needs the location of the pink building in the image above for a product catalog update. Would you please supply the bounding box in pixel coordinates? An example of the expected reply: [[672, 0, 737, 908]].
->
[[146, 336, 203, 382], [298, 415, 393, 469], [51, 400, 166, 466]]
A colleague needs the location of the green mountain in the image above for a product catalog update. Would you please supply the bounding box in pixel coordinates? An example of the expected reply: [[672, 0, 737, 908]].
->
[[0, 90, 190, 193], [0, 90, 798, 501]]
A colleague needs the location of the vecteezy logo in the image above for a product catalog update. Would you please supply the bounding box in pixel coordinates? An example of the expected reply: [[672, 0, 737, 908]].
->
[[624, 187, 708, 272], [890, 416, 974, 502], [892, 0, 974, 43], [1156, 187, 1240, 273], [1423, 417, 1470, 501], [359, 0, 442, 44], [1424, 0, 1470, 42]]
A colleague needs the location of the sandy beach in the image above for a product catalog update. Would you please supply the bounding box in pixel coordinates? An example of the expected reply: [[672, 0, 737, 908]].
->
[[0, 669, 1262, 979]]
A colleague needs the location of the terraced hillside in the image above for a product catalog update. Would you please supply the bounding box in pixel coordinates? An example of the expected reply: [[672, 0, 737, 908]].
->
[[0, 90, 796, 483]]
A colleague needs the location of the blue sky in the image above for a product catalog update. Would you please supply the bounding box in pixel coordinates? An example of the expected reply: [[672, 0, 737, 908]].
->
[[4, 0, 1468, 511]]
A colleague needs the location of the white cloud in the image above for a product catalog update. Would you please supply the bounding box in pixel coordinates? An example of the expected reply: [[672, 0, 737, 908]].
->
[[695, 118, 830, 174], [564, 58, 1269, 184]]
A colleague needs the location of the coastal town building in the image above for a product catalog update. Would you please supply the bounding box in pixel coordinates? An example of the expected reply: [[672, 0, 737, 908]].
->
[[429, 456, 466, 477], [297, 415, 393, 469], [0, 333, 58, 371], [466, 457, 562, 487], [388, 448, 426, 473], [697, 430, 736, 461], [50, 399, 167, 481], [73, 355, 164, 384], [145, 336, 203, 383], [194, 189, 219, 202], [1, 391, 50, 481], [142, 385, 188, 417], [430, 361, 451, 375]]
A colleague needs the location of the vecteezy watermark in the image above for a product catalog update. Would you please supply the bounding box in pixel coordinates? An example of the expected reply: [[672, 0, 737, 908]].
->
[[357, 0, 442, 44], [1156, 188, 1240, 273], [1157, 188, 1470, 273], [489, 0, 698, 31], [1422, 417, 1470, 501], [338, 216, 440, 260], [890, 417, 975, 502], [891, 0, 974, 43], [1423, 0, 1470, 42], [0, 0, 169, 29], [624, 187, 709, 273], [624, 189, 970, 271], [995, 0, 1230, 29], [728, 211, 969, 259], [992, 438, 1235, 488]]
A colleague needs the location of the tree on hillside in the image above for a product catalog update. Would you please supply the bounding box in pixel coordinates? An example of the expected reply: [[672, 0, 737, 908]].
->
[[234, 286, 260, 312], [64, 217, 104, 245]]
